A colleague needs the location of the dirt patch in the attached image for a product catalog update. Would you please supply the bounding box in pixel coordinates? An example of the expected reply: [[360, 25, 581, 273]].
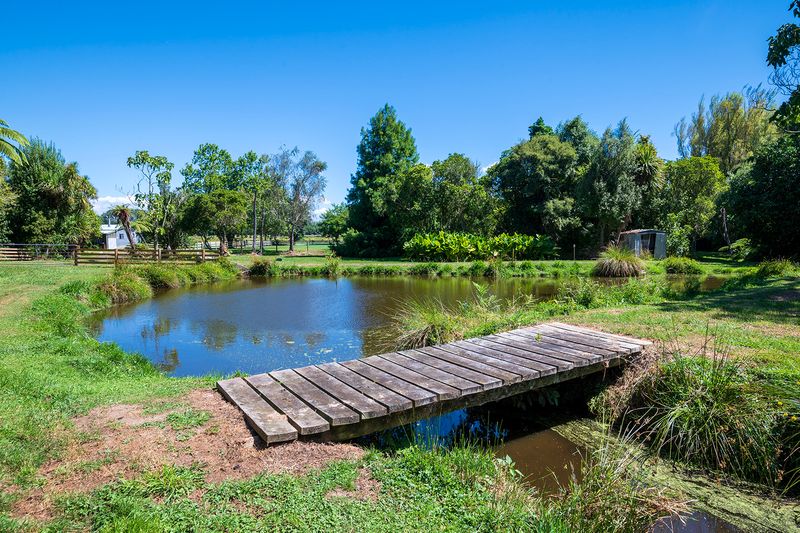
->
[[11, 388, 365, 521], [326, 467, 381, 502]]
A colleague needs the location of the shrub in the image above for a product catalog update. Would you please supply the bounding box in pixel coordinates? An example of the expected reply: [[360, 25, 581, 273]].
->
[[661, 257, 702, 275], [756, 259, 796, 278], [718, 238, 754, 261], [248, 257, 276, 277], [619, 353, 783, 485], [403, 231, 558, 262], [592, 245, 645, 277], [136, 264, 182, 289]]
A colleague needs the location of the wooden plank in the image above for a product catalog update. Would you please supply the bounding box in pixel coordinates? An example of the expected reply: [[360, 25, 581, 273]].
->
[[507, 329, 617, 359], [382, 352, 483, 395], [439, 342, 545, 379], [245, 373, 329, 434], [548, 322, 651, 348], [400, 349, 503, 389], [363, 356, 461, 400], [544, 323, 643, 351], [501, 330, 604, 359], [270, 369, 360, 426], [528, 325, 632, 354], [521, 325, 623, 354], [217, 378, 297, 444], [295, 365, 387, 419], [341, 359, 437, 407], [486, 332, 600, 365], [317, 362, 412, 413], [463, 338, 572, 371], [415, 346, 523, 384]]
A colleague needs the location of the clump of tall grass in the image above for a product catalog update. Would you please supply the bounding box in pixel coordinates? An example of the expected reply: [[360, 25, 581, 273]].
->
[[755, 259, 796, 278], [615, 341, 784, 486], [394, 299, 461, 349], [248, 257, 278, 277], [661, 256, 703, 275], [592, 245, 645, 277], [321, 253, 341, 277], [97, 268, 153, 304]]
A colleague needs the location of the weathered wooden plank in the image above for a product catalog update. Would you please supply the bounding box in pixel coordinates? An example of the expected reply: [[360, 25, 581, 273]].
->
[[270, 369, 360, 426], [295, 365, 387, 419], [528, 325, 632, 354], [548, 322, 650, 348], [464, 338, 572, 371], [501, 330, 604, 360], [523, 325, 623, 354], [401, 349, 503, 389], [341, 359, 437, 407], [317, 362, 412, 413], [440, 342, 545, 378], [364, 356, 461, 400], [414, 346, 523, 384], [217, 378, 297, 444], [245, 373, 330, 435], [506, 329, 616, 359], [486, 332, 600, 366], [383, 352, 483, 395]]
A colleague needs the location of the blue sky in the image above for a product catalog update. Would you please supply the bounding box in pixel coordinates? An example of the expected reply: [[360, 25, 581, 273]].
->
[[1, 1, 791, 214]]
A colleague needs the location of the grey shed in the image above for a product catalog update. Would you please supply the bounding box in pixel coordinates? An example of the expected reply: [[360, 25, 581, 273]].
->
[[619, 229, 666, 259]]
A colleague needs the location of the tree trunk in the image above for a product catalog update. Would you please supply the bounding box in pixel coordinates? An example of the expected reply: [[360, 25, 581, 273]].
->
[[252, 191, 258, 252], [219, 233, 228, 255], [289, 225, 295, 252], [259, 205, 266, 254]]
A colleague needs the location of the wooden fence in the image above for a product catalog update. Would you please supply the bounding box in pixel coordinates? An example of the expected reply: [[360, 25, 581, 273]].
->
[[74, 248, 220, 266], [0, 244, 77, 262]]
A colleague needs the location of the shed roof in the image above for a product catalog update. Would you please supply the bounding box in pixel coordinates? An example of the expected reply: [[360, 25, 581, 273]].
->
[[619, 229, 665, 235]]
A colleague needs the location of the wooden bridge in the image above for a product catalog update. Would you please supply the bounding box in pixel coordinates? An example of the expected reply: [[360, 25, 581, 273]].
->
[[217, 322, 650, 444]]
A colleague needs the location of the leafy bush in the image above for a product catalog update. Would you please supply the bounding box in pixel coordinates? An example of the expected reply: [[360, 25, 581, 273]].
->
[[756, 259, 796, 278], [403, 231, 558, 262], [592, 245, 645, 277], [248, 257, 276, 277], [661, 257, 702, 275], [665, 215, 692, 257], [718, 238, 754, 261], [97, 268, 153, 304]]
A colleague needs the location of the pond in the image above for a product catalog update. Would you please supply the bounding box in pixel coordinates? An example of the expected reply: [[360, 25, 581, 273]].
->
[[91, 276, 561, 377]]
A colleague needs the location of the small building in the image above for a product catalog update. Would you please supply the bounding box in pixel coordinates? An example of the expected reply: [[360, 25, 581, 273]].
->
[[619, 229, 666, 259], [100, 224, 139, 250]]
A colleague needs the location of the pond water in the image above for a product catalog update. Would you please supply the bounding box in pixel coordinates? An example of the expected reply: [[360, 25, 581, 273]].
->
[[91, 276, 560, 377]]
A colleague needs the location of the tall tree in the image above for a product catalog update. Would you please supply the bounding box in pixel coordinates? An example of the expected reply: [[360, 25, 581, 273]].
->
[[578, 120, 640, 246], [662, 156, 726, 250], [727, 135, 800, 258], [232, 151, 266, 251], [270, 147, 327, 252], [674, 89, 777, 174], [631, 136, 664, 228], [7, 139, 99, 244], [181, 189, 248, 254], [319, 203, 349, 246], [345, 104, 419, 256], [127, 150, 174, 251], [557, 116, 599, 171], [767, 0, 800, 131], [0, 159, 16, 242], [430, 153, 497, 235], [0, 118, 29, 165], [488, 130, 579, 238], [180, 144, 235, 193], [110, 205, 137, 251], [528, 116, 555, 138]]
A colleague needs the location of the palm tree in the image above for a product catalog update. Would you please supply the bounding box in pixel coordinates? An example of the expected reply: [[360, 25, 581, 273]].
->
[[0, 119, 29, 164], [110, 205, 137, 254]]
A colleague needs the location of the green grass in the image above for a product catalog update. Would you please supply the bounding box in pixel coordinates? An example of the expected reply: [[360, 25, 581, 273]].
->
[[592, 245, 645, 277]]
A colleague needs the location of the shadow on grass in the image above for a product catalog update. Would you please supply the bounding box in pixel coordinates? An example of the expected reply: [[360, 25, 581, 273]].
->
[[655, 277, 800, 326]]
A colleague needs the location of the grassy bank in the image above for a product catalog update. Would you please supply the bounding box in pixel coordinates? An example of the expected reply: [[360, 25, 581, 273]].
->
[[394, 263, 800, 509], [241, 252, 747, 279], [0, 261, 680, 531]]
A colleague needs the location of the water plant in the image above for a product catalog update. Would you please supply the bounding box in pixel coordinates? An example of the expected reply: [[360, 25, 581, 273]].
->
[[592, 245, 645, 277]]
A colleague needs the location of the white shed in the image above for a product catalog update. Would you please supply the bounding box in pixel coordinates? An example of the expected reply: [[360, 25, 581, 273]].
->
[[619, 229, 666, 259], [100, 224, 139, 250]]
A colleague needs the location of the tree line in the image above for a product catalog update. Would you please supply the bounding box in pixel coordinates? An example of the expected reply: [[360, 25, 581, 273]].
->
[[0, 139, 327, 254]]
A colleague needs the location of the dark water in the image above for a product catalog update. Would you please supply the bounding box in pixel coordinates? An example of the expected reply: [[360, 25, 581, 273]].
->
[[91, 276, 559, 377]]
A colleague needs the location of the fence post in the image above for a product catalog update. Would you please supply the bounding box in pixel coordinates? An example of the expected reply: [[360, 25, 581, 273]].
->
[[201, 248, 206, 263], [114, 248, 119, 265], [157, 246, 161, 262], [73, 246, 78, 266]]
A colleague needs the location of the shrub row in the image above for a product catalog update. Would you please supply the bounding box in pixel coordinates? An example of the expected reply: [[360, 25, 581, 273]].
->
[[403, 231, 559, 262], [248, 258, 592, 279]]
